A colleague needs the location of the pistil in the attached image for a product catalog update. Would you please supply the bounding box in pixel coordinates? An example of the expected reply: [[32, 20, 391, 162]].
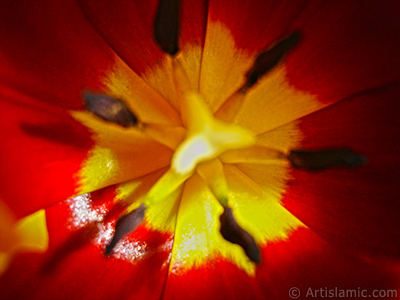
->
[[172, 92, 255, 175]]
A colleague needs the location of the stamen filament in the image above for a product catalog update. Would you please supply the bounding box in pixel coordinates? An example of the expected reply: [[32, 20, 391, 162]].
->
[[143, 169, 191, 207], [197, 159, 229, 207], [220, 146, 286, 164], [196, 160, 260, 263], [139, 123, 185, 149], [214, 89, 246, 123], [167, 54, 195, 126], [172, 55, 193, 94]]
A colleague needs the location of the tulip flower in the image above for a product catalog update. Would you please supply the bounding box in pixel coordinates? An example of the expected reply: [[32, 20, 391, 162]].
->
[[0, 0, 399, 299]]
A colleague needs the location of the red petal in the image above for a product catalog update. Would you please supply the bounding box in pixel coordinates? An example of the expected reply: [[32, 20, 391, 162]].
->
[[0, 0, 120, 110], [208, 0, 400, 107], [286, 1, 400, 104], [0, 188, 173, 300], [0, 88, 92, 218], [162, 228, 398, 300], [283, 84, 400, 257], [79, 0, 209, 74], [207, 0, 310, 52]]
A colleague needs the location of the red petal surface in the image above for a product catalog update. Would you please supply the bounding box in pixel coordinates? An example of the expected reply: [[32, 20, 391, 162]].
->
[[207, 0, 310, 52], [283, 84, 400, 257], [0, 187, 174, 300], [0, 0, 176, 217], [79, 0, 209, 74], [0, 0, 120, 110], [162, 228, 398, 300], [208, 0, 400, 106], [286, 0, 400, 104], [0, 88, 92, 218]]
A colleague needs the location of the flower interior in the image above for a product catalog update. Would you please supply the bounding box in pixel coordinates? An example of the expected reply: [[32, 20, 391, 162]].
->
[[69, 0, 365, 275]]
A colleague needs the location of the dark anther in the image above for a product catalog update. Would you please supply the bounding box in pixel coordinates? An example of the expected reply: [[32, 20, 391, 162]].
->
[[244, 32, 301, 89], [105, 204, 146, 255], [154, 0, 181, 55], [288, 148, 367, 171], [84, 92, 137, 127], [220, 206, 260, 264]]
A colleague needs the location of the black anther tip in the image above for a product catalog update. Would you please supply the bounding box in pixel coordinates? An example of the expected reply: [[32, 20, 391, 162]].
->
[[104, 204, 146, 256], [83, 92, 137, 127], [245, 31, 302, 89], [288, 148, 367, 171], [220, 206, 261, 264], [154, 0, 181, 56]]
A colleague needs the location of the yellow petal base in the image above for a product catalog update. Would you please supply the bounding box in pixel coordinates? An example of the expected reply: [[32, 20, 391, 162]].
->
[[72, 22, 319, 275]]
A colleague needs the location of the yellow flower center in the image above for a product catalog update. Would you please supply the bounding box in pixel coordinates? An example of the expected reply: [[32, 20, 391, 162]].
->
[[70, 22, 320, 275]]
